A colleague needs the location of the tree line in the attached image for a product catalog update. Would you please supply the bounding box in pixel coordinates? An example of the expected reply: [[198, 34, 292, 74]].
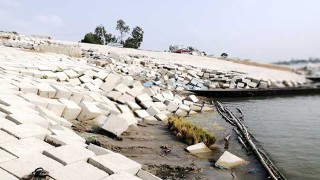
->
[[81, 19, 144, 49]]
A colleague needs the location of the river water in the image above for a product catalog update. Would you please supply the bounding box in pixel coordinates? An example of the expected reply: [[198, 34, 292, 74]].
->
[[186, 95, 320, 180]]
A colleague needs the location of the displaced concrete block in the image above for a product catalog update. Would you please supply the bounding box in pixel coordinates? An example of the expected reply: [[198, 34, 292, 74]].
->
[[114, 83, 130, 94], [0, 137, 54, 157], [2, 124, 51, 140], [0, 106, 39, 115], [106, 91, 122, 101], [190, 104, 202, 112], [146, 106, 161, 116], [137, 169, 162, 180], [100, 74, 122, 92], [142, 88, 155, 97], [134, 110, 150, 119], [42, 98, 66, 117], [118, 112, 138, 126], [127, 87, 143, 97], [55, 72, 69, 81], [51, 84, 72, 99], [59, 98, 82, 120], [0, 130, 18, 144], [19, 93, 48, 107], [101, 114, 129, 136], [51, 161, 109, 180], [77, 101, 102, 121], [154, 102, 167, 111], [117, 93, 135, 104], [87, 144, 114, 156], [0, 94, 35, 108], [88, 153, 141, 175], [152, 94, 165, 102], [179, 104, 191, 112], [79, 74, 93, 83], [0, 168, 18, 180], [155, 113, 168, 121], [7, 113, 50, 129], [127, 101, 141, 111], [0, 117, 17, 129], [186, 95, 199, 103], [140, 101, 155, 109], [136, 93, 152, 102], [161, 91, 174, 100], [84, 83, 101, 92], [175, 109, 188, 117], [165, 101, 179, 112], [69, 90, 83, 104], [186, 142, 211, 154], [102, 171, 141, 180], [0, 153, 63, 179], [64, 69, 80, 78], [117, 104, 132, 113], [43, 145, 95, 165], [35, 106, 72, 128], [68, 78, 82, 86], [12, 82, 38, 94], [94, 71, 109, 80], [35, 83, 56, 98], [215, 151, 246, 169]]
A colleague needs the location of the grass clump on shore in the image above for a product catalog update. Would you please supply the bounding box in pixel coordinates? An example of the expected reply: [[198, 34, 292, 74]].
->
[[167, 116, 216, 148]]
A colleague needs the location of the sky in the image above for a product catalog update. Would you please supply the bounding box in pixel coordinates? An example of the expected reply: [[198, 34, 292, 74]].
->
[[0, 0, 319, 62]]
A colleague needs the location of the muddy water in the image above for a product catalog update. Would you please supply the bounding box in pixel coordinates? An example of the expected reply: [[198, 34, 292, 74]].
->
[[186, 95, 320, 180]]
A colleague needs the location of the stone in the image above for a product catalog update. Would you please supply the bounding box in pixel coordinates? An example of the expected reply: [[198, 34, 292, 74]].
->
[[0, 168, 18, 180], [186, 142, 211, 154], [215, 151, 246, 169], [155, 113, 168, 121], [88, 153, 141, 175], [59, 98, 82, 120], [101, 114, 129, 136], [0, 117, 17, 128], [7, 113, 50, 129], [35, 83, 56, 98], [43, 145, 95, 165], [42, 98, 66, 117], [106, 91, 122, 101], [126, 101, 141, 111], [146, 106, 161, 116], [137, 169, 162, 180], [51, 84, 72, 99], [136, 93, 152, 102], [100, 74, 122, 92], [114, 83, 130, 94], [87, 144, 114, 156], [186, 95, 199, 103], [134, 110, 150, 119], [102, 172, 141, 180], [2, 124, 51, 140], [0, 153, 63, 179], [51, 161, 109, 180], [0, 137, 54, 157], [77, 101, 102, 121]]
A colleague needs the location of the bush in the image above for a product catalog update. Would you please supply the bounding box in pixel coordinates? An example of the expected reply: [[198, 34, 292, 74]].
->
[[167, 116, 216, 147]]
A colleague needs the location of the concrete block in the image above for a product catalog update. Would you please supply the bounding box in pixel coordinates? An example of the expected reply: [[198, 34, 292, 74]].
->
[[0, 130, 18, 144], [101, 114, 129, 136], [102, 171, 141, 180], [0, 137, 54, 157], [106, 91, 122, 101], [42, 98, 66, 117], [84, 83, 101, 92], [140, 101, 155, 109], [0, 168, 18, 180], [134, 110, 150, 119], [175, 109, 188, 117], [190, 104, 202, 112], [152, 94, 165, 102], [68, 78, 81, 86], [0, 111, 7, 117], [88, 153, 141, 175], [69, 90, 83, 104], [155, 113, 168, 121], [55, 72, 69, 81], [118, 112, 138, 126], [12, 82, 38, 94], [35, 106, 72, 128], [154, 102, 167, 111], [77, 101, 102, 121], [64, 69, 80, 78], [117, 104, 132, 113], [126, 101, 141, 111], [0, 94, 35, 108], [127, 87, 143, 97], [79, 74, 93, 83], [0, 106, 39, 115], [0, 153, 63, 179], [142, 88, 155, 97], [7, 113, 50, 129], [136, 93, 152, 102], [87, 144, 114, 156], [186, 95, 199, 103], [0, 117, 17, 129], [165, 101, 179, 112], [43, 145, 95, 165], [98, 103, 121, 115], [137, 169, 162, 180], [94, 71, 109, 80], [92, 78, 104, 87], [51, 84, 72, 99], [161, 91, 174, 100], [215, 151, 246, 169], [186, 142, 211, 154], [35, 83, 56, 98], [114, 83, 130, 94], [19, 93, 48, 107], [59, 98, 82, 120], [146, 106, 161, 116], [2, 124, 51, 140], [179, 104, 190, 112], [100, 74, 122, 92], [51, 161, 109, 180]]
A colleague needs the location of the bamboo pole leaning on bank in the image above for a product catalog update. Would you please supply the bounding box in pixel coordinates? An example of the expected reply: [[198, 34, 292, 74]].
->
[[214, 101, 286, 180]]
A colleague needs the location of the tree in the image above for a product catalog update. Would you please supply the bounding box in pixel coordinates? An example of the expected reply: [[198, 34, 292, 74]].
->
[[116, 19, 130, 43], [169, 45, 179, 52], [94, 25, 107, 45], [123, 26, 144, 49], [81, 33, 99, 44]]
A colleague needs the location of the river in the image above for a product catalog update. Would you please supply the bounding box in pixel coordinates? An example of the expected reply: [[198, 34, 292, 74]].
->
[[186, 95, 320, 180]]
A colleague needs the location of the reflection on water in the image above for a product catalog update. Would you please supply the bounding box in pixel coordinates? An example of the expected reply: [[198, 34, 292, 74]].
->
[[186, 95, 320, 180]]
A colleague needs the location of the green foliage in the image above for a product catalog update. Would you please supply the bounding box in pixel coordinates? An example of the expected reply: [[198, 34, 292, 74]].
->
[[81, 25, 116, 45], [81, 33, 100, 44], [116, 19, 130, 43], [123, 26, 144, 49], [167, 116, 216, 147]]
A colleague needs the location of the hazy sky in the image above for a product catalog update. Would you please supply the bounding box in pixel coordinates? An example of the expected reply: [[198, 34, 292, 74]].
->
[[1, 0, 319, 62]]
